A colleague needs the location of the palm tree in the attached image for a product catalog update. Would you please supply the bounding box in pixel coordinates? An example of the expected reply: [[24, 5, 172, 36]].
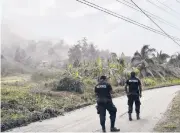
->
[[163, 52, 180, 78], [169, 52, 180, 68], [150, 51, 179, 78], [148, 51, 170, 79], [110, 52, 118, 62], [131, 45, 156, 78], [156, 51, 170, 64]]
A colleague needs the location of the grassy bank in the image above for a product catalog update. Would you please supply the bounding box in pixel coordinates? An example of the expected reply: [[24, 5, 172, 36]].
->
[[1, 75, 180, 131], [154, 91, 180, 132]]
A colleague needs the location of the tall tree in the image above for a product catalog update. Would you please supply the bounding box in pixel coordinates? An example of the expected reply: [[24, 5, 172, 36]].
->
[[68, 44, 82, 62], [131, 45, 156, 77], [88, 43, 98, 60], [81, 37, 89, 60]]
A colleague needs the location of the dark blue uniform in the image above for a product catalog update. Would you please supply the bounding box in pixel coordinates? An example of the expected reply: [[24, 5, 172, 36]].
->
[[95, 81, 117, 130], [126, 77, 141, 114]]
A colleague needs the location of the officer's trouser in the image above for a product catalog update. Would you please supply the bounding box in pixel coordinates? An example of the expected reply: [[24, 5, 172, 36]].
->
[[127, 94, 141, 114], [96, 101, 117, 129]]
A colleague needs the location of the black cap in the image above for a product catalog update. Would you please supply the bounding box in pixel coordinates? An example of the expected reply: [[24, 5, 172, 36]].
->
[[131, 71, 136, 77], [100, 75, 107, 80]]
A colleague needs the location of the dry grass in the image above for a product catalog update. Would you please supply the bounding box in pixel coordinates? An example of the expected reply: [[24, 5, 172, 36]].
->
[[1, 75, 95, 131], [154, 91, 180, 132]]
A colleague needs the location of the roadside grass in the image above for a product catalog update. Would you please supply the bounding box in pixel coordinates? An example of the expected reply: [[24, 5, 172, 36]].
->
[[1, 75, 95, 131], [154, 91, 180, 132], [1, 75, 180, 131], [1, 76, 24, 83], [142, 77, 180, 90]]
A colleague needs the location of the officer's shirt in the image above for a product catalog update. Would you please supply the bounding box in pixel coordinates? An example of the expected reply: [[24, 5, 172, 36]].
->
[[126, 77, 141, 95], [94, 81, 112, 100]]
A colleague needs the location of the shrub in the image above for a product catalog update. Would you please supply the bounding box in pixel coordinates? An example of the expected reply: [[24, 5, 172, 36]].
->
[[83, 78, 96, 86], [168, 78, 180, 84], [56, 76, 85, 93], [142, 78, 157, 86]]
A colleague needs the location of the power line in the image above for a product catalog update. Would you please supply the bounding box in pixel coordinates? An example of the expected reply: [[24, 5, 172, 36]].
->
[[146, 0, 180, 19], [156, 0, 180, 16], [131, 0, 180, 47], [116, 0, 180, 31], [77, 0, 180, 41], [76, 0, 180, 41], [120, 0, 180, 30]]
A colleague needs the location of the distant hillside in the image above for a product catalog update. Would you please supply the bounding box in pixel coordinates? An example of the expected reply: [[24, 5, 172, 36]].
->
[[1, 23, 25, 46], [1, 55, 35, 76]]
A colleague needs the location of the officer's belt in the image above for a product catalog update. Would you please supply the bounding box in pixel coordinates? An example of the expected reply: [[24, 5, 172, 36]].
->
[[97, 98, 112, 103]]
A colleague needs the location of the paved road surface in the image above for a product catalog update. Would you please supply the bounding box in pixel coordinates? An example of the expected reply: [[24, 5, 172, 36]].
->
[[9, 85, 180, 132]]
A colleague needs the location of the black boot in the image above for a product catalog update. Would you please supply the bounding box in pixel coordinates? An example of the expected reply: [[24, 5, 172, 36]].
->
[[102, 128, 106, 132], [137, 113, 140, 120], [102, 125, 106, 132], [110, 127, 120, 132], [129, 113, 132, 121]]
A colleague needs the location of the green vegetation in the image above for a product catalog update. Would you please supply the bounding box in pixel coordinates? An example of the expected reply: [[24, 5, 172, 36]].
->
[[1, 43, 180, 131], [56, 76, 85, 93], [1, 78, 95, 131], [154, 91, 180, 132], [142, 77, 180, 88], [1, 75, 180, 131]]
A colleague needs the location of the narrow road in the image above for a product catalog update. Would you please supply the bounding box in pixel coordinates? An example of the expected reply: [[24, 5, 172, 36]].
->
[[9, 85, 180, 132]]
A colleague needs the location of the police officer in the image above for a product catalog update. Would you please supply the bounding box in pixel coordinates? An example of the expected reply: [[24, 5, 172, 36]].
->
[[125, 72, 142, 121], [95, 76, 120, 132]]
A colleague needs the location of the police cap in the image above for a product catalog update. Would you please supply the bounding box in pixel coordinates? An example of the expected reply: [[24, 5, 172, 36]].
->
[[100, 75, 107, 80]]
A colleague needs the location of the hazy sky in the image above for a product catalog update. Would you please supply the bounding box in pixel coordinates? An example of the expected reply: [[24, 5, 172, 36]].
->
[[1, 0, 180, 56]]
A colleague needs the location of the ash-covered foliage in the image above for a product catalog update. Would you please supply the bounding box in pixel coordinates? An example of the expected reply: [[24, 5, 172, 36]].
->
[[56, 76, 85, 93]]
